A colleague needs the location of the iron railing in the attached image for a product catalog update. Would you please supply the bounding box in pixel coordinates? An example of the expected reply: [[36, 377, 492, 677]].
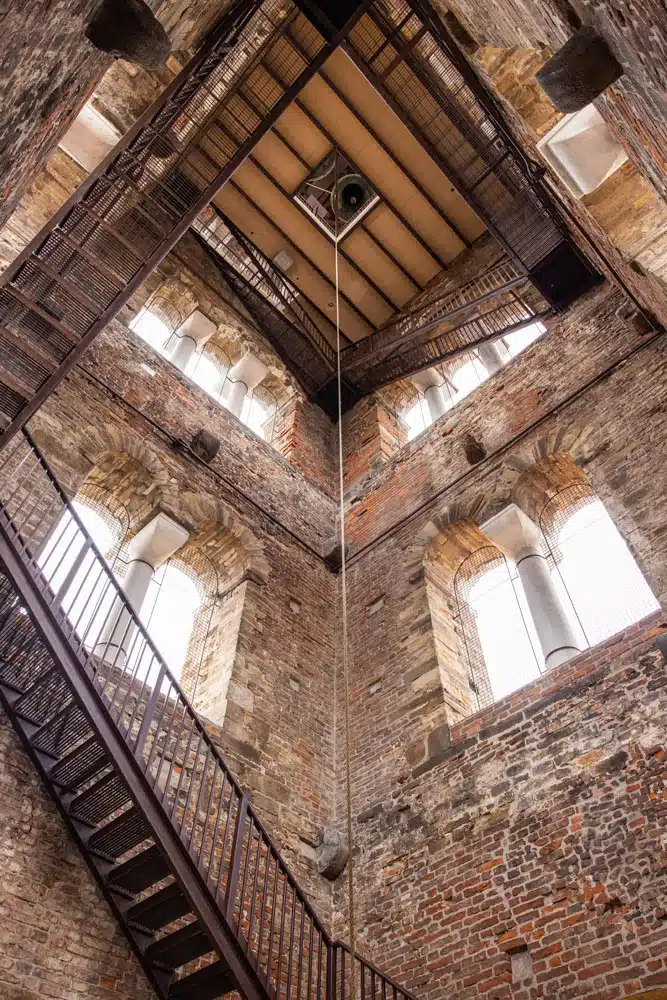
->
[[345, 0, 566, 275], [194, 212, 336, 366], [340, 259, 524, 372], [357, 296, 551, 391], [0, 0, 338, 447], [0, 429, 417, 1000]]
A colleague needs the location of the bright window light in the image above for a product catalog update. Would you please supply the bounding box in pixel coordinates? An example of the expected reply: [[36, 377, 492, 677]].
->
[[466, 495, 659, 704], [503, 322, 545, 357], [131, 311, 171, 353], [187, 354, 225, 399], [468, 563, 541, 701], [242, 396, 269, 440], [552, 499, 659, 646], [450, 357, 488, 400], [39, 501, 118, 641], [141, 563, 202, 678], [405, 397, 432, 440]]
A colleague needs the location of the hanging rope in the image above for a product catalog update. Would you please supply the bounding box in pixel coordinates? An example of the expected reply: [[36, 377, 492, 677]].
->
[[334, 159, 358, 1000]]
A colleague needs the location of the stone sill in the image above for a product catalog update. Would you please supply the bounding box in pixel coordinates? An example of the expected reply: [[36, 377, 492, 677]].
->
[[409, 610, 665, 779]]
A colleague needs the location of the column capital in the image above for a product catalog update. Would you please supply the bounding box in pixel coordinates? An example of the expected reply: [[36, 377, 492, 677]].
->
[[482, 503, 544, 562], [127, 511, 190, 570], [410, 367, 446, 392], [176, 309, 217, 347], [228, 351, 269, 392]]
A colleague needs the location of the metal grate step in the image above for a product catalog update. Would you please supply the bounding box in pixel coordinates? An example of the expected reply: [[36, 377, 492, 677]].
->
[[87, 806, 150, 860], [146, 922, 215, 970], [169, 960, 235, 1000], [108, 844, 172, 895], [127, 881, 191, 931], [70, 770, 131, 825], [49, 735, 109, 791]]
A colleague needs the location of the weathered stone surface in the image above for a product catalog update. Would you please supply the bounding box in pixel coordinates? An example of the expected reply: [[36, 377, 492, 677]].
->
[[315, 828, 349, 880], [86, 0, 171, 68]]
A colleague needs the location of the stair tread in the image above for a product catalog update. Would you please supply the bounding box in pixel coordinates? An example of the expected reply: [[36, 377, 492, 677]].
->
[[31, 702, 91, 756], [87, 807, 150, 859], [146, 921, 214, 969], [49, 735, 109, 790], [108, 844, 171, 895], [169, 961, 235, 999], [69, 770, 130, 824], [127, 881, 191, 930]]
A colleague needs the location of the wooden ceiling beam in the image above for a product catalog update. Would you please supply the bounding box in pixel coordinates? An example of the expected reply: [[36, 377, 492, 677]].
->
[[279, 25, 453, 273], [252, 114, 424, 294], [208, 98, 393, 323], [291, 93, 449, 274], [225, 178, 362, 341], [234, 100, 424, 295], [246, 152, 403, 314], [316, 63, 471, 250]]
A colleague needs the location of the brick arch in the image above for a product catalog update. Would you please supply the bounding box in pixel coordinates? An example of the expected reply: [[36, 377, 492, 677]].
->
[[169, 490, 270, 587], [504, 419, 597, 476], [77, 423, 170, 492], [403, 492, 510, 581]]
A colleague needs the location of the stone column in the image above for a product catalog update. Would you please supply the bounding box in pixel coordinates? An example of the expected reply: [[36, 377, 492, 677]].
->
[[225, 352, 268, 419], [167, 309, 216, 372], [476, 340, 506, 375], [409, 368, 451, 422], [94, 511, 189, 666], [483, 504, 580, 669]]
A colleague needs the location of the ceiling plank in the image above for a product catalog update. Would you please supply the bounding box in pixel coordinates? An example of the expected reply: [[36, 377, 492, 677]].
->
[[263, 117, 424, 294], [317, 59, 472, 251], [215, 180, 373, 341], [248, 139, 404, 314], [208, 87, 398, 323], [292, 87, 451, 275]]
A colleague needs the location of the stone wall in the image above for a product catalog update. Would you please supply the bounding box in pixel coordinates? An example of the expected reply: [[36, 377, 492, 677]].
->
[[0, 0, 235, 230], [340, 614, 667, 998], [0, 716, 154, 1000], [77, 319, 336, 545], [342, 282, 651, 545], [332, 274, 667, 992]]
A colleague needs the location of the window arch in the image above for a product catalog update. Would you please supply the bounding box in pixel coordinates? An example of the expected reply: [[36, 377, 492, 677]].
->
[[140, 545, 220, 692], [38, 483, 131, 640], [454, 543, 542, 708], [130, 289, 187, 355], [539, 481, 659, 648]]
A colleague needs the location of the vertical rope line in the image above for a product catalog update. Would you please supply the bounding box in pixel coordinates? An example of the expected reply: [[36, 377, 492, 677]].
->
[[334, 158, 357, 1000]]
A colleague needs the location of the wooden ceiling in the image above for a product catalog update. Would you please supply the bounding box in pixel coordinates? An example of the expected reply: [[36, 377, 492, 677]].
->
[[212, 45, 485, 347]]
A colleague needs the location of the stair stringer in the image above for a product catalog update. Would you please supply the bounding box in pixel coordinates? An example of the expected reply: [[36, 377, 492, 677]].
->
[[0, 524, 270, 1000]]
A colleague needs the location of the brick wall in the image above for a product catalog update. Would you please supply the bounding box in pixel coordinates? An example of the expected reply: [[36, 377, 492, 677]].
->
[[343, 283, 655, 551], [0, 714, 154, 1000], [337, 614, 667, 998], [77, 321, 336, 550]]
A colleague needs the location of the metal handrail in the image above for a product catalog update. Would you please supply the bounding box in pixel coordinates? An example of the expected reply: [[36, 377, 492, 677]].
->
[[0, 428, 418, 1000]]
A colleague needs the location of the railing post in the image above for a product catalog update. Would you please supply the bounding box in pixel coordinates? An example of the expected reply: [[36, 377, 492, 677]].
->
[[133, 661, 168, 764], [225, 793, 249, 925], [327, 942, 337, 1000]]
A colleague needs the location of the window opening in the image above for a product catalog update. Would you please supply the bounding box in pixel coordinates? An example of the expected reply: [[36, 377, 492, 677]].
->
[[38, 488, 130, 646], [454, 545, 542, 708], [130, 291, 185, 355], [138, 547, 221, 692], [540, 483, 660, 648]]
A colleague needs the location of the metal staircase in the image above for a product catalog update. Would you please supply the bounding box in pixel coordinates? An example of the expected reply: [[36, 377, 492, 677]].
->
[[0, 0, 368, 449], [0, 430, 416, 1000]]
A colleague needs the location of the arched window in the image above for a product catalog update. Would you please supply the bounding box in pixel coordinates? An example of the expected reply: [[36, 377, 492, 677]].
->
[[38, 486, 129, 641], [140, 560, 204, 678], [187, 342, 231, 404], [540, 483, 660, 648], [455, 545, 542, 708], [130, 291, 184, 356]]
